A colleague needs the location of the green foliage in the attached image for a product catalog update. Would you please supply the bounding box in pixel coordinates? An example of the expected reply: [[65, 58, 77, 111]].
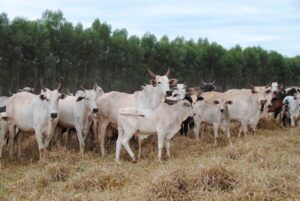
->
[[0, 10, 299, 95]]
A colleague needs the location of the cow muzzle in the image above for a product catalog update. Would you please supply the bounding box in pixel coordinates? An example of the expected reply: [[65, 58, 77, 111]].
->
[[50, 113, 58, 119], [93, 108, 99, 113], [220, 109, 224, 113], [166, 90, 173, 97]]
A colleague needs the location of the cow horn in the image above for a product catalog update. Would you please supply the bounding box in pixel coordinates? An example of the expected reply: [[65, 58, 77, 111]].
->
[[278, 84, 284, 90], [40, 79, 46, 92], [165, 67, 171, 77], [66, 89, 72, 96], [9, 91, 14, 96], [211, 80, 215, 85], [17, 89, 23, 92], [265, 82, 272, 88], [201, 79, 206, 85], [57, 77, 64, 92], [80, 85, 86, 91], [147, 68, 156, 79], [93, 83, 97, 90], [248, 82, 255, 90]]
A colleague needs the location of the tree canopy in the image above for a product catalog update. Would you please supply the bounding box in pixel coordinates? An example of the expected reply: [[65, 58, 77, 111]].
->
[[0, 10, 299, 95]]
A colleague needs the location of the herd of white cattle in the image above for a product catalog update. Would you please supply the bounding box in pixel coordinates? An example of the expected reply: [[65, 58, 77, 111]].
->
[[0, 68, 299, 163]]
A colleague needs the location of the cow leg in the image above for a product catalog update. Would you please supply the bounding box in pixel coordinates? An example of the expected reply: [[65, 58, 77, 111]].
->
[[183, 121, 189, 137], [157, 133, 165, 162], [43, 130, 55, 151], [54, 127, 63, 147], [250, 124, 257, 134], [75, 126, 85, 155], [291, 115, 295, 127], [35, 130, 45, 160], [138, 136, 144, 160], [225, 124, 232, 147], [98, 119, 110, 157], [193, 122, 200, 140], [164, 137, 171, 158], [238, 125, 243, 137], [92, 119, 98, 145], [121, 132, 136, 163], [8, 124, 16, 158], [16, 131, 22, 158], [115, 127, 123, 163], [213, 123, 219, 147], [243, 123, 248, 135], [0, 127, 5, 158]]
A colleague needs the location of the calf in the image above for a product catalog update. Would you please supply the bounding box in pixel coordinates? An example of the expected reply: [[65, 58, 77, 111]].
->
[[116, 96, 194, 163], [193, 92, 233, 146], [180, 80, 217, 136]]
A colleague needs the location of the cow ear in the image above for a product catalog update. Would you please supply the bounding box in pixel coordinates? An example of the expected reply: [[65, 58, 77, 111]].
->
[[265, 89, 271, 94], [297, 89, 300, 93], [169, 79, 178, 87], [149, 79, 157, 87], [59, 94, 66, 99], [213, 100, 220, 104], [76, 97, 85, 102], [39, 94, 46, 100], [251, 89, 257, 94], [227, 100, 233, 104], [197, 96, 204, 101], [1, 116, 9, 121], [184, 96, 193, 104]]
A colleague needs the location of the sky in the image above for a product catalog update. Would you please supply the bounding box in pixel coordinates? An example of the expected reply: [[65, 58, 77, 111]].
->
[[1, 0, 299, 57]]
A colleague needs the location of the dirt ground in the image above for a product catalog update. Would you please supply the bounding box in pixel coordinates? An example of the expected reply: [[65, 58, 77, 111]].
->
[[0, 119, 299, 201]]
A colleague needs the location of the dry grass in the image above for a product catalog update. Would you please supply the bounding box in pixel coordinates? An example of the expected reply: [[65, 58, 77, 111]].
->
[[0, 118, 300, 201]]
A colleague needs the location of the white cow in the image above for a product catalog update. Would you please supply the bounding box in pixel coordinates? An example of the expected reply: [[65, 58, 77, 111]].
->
[[116, 96, 194, 163], [95, 68, 173, 157], [224, 84, 273, 136], [137, 83, 187, 159], [3, 78, 65, 159], [282, 95, 300, 127], [193, 92, 233, 146], [56, 84, 104, 154]]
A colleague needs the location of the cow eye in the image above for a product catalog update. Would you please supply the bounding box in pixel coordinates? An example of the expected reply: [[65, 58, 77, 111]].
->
[[86, 98, 90, 100], [173, 94, 178, 97], [158, 82, 161, 84], [265, 90, 271, 94]]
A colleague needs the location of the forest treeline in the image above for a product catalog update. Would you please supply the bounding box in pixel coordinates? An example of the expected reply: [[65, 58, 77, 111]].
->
[[0, 10, 300, 95]]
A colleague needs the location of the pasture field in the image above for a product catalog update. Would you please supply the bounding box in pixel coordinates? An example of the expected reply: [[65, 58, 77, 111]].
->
[[0, 119, 299, 201]]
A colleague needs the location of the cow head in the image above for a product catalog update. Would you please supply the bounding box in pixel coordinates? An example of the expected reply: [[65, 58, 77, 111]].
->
[[148, 68, 171, 96], [248, 82, 273, 113], [201, 79, 216, 92], [166, 83, 187, 102], [213, 98, 233, 114], [39, 78, 65, 119], [76, 83, 104, 113], [177, 96, 194, 119]]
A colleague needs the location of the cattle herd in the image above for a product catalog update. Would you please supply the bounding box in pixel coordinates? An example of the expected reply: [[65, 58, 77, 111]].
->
[[0, 68, 299, 163]]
